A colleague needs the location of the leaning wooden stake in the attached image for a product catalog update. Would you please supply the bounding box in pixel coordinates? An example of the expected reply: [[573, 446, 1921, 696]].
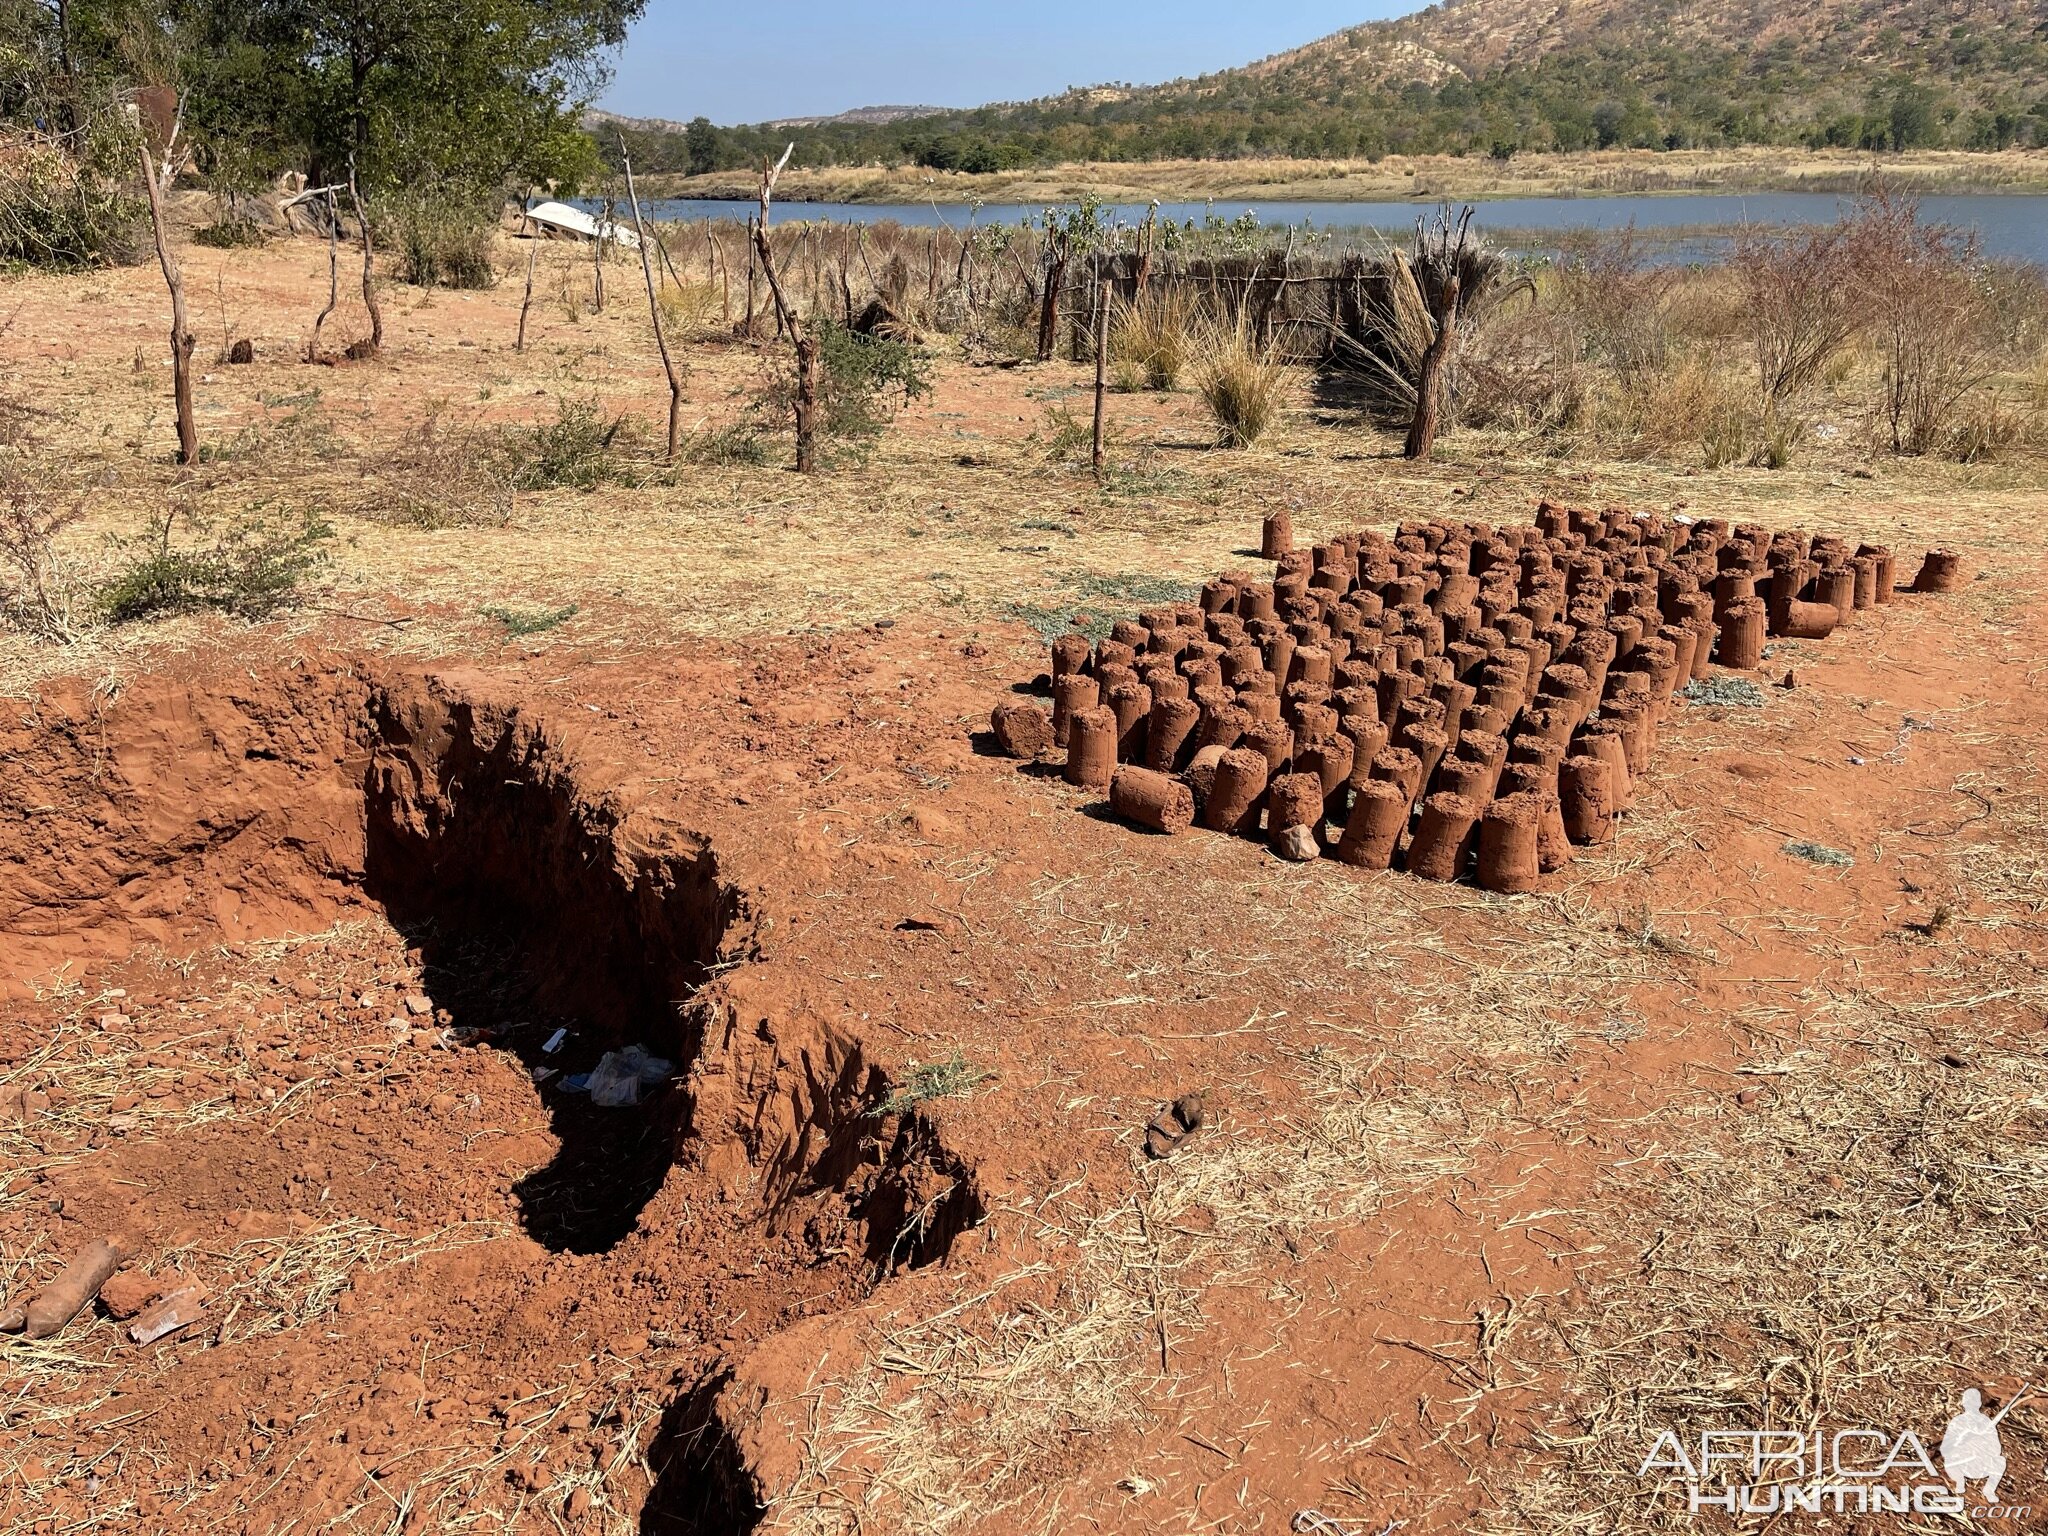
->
[[1405, 205, 1475, 462], [1092, 277, 1110, 476], [347, 158, 382, 355], [752, 145, 818, 473], [620, 138, 685, 462], [309, 188, 340, 360], [139, 138, 196, 465], [516, 242, 537, 352]]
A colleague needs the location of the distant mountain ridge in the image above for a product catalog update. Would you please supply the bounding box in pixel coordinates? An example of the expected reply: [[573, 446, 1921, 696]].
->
[[597, 0, 2048, 174]]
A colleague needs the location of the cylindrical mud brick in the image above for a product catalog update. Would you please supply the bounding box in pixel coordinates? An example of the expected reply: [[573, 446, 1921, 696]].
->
[[1183, 744, 1228, 815], [1239, 688, 1283, 724], [1051, 632, 1091, 682], [1717, 598, 1766, 669], [1146, 668, 1190, 704], [1289, 646, 1334, 690], [1399, 723, 1450, 788], [1333, 780, 1410, 869], [1516, 703, 1573, 751], [1110, 620, 1151, 651], [1534, 792, 1572, 874], [1266, 772, 1326, 850], [1110, 766, 1195, 835], [1221, 643, 1264, 686], [1540, 663, 1596, 729], [1239, 585, 1276, 623], [1065, 707, 1118, 790], [1658, 625, 1698, 695], [1108, 682, 1152, 762], [1477, 794, 1543, 894], [1296, 734, 1355, 802], [1407, 793, 1482, 882], [1688, 618, 1715, 682], [1205, 748, 1270, 836], [1604, 700, 1652, 778], [1856, 543, 1894, 600], [1369, 747, 1424, 807], [1261, 509, 1295, 560], [1243, 718, 1295, 778], [991, 702, 1053, 759], [1145, 697, 1201, 772], [1816, 566, 1856, 624], [1340, 716, 1389, 784], [1782, 599, 1839, 640], [1455, 728, 1508, 788], [1579, 724, 1634, 813], [1197, 700, 1250, 753], [1498, 758, 1557, 799], [1052, 673, 1100, 748], [1849, 555, 1878, 610], [1912, 549, 1963, 593], [1290, 701, 1338, 743], [1096, 638, 1137, 674], [1559, 753, 1614, 844], [1264, 631, 1297, 690], [1200, 578, 1238, 614], [1432, 751, 1493, 806]]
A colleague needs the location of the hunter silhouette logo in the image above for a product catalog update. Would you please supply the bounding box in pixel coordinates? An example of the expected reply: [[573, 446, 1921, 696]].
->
[[1637, 1384, 2032, 1519], [1942, 1388, 2015, 1503]]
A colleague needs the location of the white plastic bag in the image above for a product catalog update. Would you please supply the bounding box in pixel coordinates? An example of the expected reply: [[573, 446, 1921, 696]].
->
[[585, 1044, 675, 1107]]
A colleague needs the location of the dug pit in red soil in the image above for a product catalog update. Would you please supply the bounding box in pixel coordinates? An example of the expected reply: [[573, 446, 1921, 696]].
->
[[0, 656, 987, 1534]]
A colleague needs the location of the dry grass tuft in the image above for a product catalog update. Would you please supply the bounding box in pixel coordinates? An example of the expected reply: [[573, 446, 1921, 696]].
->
[[1192, 311, 1292, 448]]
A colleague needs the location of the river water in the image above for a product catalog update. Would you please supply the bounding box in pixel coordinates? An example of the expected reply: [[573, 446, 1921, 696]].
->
[[603, 191, 2048, 264]]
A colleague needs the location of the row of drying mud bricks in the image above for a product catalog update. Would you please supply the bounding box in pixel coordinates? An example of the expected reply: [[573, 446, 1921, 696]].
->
[[993, 504, 1962, 893]]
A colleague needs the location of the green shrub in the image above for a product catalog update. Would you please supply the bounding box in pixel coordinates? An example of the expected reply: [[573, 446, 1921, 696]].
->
[[818, 320, 933, 440], [0, 121, 148, 270], [386, 184, 499, 289], [680, 422, 770, 466], [513, 398, 638, 490], [99, 506, 333, 624]]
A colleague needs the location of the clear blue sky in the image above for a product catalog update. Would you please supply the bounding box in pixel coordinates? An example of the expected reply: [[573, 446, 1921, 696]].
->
[[600, 3, 1413, 126]]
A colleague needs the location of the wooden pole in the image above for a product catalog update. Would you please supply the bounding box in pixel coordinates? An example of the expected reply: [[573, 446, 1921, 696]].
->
[[1092, 278, 1110, 476], [309, 188, 339, 360], [139, 139, 196, 465], [346, 157, 382, 356], [516, 242, 537, 352], [752, 146, 818, 472], [620, 138, 685, 463]]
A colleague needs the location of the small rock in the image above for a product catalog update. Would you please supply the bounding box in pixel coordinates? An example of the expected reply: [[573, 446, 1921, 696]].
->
[[404, 994, 432, 1016], [1273, 824, 1321, 862], [1939, 1051, 1971, 1069], [566, 1487, 592, 1519], [1735, 1087, 1762, 1108], [1779, 670, 1797, 689]]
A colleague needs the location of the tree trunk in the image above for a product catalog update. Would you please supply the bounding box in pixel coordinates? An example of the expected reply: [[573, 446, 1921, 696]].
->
[[1037, 249, 1067, 361], [1404, 275, 1460, 461], [310, 190, 339, 360], [140, 142, 197, 465], [621, 140, 685, 462], [347, 159, 381, 355], [753, 146, 817, 472], [1092, 279, 1110, 476], [516, 243, 536, 353]]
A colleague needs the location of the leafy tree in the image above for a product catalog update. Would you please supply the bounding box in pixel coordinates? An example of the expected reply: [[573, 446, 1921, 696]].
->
[[683, 114, 718, 175]]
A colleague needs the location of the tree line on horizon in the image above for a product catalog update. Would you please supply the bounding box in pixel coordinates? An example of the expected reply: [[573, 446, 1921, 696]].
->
[[603, 28, 2048, 180]]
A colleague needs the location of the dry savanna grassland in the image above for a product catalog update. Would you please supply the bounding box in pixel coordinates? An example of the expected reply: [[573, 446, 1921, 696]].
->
[[1, 188, 2045, 1536]]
